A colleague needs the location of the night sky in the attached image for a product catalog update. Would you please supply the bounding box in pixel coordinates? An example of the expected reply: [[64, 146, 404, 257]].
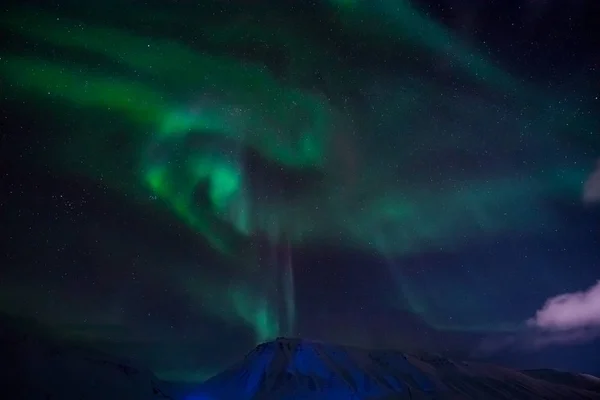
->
[[1, 0, 600, 382]]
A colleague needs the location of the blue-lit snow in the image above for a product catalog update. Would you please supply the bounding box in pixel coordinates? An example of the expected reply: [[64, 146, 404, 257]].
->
[[186, 339, 441, 399]]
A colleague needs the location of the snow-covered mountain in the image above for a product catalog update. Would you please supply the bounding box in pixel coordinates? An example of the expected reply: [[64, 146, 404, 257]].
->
[[0, 315, 173, 399], [190, 337, 600, 400]]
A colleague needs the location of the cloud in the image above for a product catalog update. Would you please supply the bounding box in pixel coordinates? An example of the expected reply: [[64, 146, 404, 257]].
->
[[527, 326, 600, 349], [583, 160, 600, 204], [528, 281, 600, 332], [474, 281, 600, 356]]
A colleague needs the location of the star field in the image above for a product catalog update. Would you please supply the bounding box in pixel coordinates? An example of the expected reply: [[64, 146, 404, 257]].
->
[[1, 0, 599, 381]]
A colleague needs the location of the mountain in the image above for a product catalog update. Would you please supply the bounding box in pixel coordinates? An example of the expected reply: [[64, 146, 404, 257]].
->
[[190, 337, 600, 400], [2, 314, 599, 400], [0, 314, 173, 399]]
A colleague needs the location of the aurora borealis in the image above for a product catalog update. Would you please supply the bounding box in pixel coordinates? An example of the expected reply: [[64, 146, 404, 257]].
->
[[1, 0, 600, 380]]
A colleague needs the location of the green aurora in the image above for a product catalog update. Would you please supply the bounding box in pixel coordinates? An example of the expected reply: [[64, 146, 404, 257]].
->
[[1, 1, 597, 365]]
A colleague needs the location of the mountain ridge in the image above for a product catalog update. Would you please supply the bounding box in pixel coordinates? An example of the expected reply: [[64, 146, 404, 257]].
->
[[1, 313, 599, 399], [191, 337, 600, 399]]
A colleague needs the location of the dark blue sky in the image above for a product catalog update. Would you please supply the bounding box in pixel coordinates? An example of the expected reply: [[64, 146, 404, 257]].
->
[[1, 0, 599, 381]]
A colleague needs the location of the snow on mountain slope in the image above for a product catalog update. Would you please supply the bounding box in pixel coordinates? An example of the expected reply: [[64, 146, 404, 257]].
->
[[521, 369, 600, 393], [189, 337, 600, 400], [0, 316, 173, 399]]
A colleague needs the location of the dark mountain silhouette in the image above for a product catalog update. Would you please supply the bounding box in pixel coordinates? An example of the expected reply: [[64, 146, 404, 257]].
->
[[190, 337, 600, 399], [0, 313, 173, 399]]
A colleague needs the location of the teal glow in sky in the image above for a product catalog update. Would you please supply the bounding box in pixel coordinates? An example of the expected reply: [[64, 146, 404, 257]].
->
[[1, 0, 599, 380]]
